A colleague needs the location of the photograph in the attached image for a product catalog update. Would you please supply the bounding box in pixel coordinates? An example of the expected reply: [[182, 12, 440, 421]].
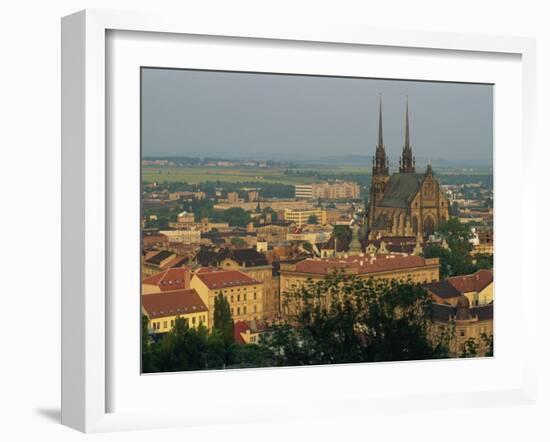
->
[[140, 68, 494, 373]]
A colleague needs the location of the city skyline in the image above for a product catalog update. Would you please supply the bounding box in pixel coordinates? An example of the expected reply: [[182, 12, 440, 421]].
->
[[142, 68, 493, 163]]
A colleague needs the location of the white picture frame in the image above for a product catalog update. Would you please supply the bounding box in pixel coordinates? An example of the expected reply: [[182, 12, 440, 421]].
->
[[61, 9, 538, 433]]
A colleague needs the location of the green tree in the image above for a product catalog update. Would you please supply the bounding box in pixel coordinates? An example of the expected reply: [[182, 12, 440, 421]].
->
[[262, 206, 277, 221], [424, 218, 478, 277], [153, 318, 211, 372], [332, 225, 352, 249], [307, 214, 318, 224], [460, 337, 479, 358], [473, 253, 493, 270], [262, 273, 450, 366], [222, 207, 251, 227], [141, 315, 155, 373], [230, 237, 247, 248], [213, 294, 234, 347], [481, 333, 494, 357]]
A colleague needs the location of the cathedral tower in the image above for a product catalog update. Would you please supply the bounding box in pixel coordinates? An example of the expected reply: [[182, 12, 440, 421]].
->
[[372, 95, 389, 176], [399, 97, 416, 173], [368, 95, 390, 229]]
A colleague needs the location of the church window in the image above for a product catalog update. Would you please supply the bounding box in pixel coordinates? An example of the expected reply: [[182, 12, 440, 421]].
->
[[412, 217, 419, 235], [424, 216, 435, 237]]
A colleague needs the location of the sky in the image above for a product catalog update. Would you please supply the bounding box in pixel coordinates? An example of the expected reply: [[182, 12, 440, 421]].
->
[[141, 68, 493, 165]]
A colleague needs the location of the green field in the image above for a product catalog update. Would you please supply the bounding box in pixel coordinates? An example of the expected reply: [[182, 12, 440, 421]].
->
[[141, 166, 363, 185], [142, 165, 493, 186]]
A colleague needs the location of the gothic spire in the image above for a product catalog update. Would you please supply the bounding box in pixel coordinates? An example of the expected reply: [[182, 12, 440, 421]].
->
[[378, 94, 384, 148], [373, 94, 389, 176], [426, 159, 433, 176], [404, 96, 410, 150], [399, 96, 416, 173]]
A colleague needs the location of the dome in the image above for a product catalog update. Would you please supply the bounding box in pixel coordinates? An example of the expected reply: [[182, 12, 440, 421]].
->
[[455, 295, 471, 321]]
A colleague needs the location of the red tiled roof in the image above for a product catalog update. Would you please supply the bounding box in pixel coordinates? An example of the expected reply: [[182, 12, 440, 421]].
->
[[447, 270, 493, 293], [141, 289, 207, 319], [289, 254, 435, 276], [233, 321, 250, 344], [142, 268, 190, 291], [194, 269, 260, 289], [233, 320, 269, 344]]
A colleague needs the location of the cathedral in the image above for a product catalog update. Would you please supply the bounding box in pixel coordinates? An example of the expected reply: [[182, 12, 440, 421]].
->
[[367, 97, 450, 240]]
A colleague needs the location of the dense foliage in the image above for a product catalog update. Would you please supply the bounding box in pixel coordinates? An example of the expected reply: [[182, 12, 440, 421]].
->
[[423, 218, 493, 278], [142, 273, 453, 372], [261, 273, 451, 366]]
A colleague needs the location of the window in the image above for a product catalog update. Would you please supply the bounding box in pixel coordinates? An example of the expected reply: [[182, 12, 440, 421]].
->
[[243, 306, 247, 314], [254, 293, 257, 300], [254, 305, 257, 313], [231, 295, 234, 302], [237, 307, 240, 315], [192, 317, 196, 324], [170, 320, 174, 327], [460, 330, 465, 337], [163, 321, 167, 328], [244, 294, 247, 301], [237, 294, 240, 302]]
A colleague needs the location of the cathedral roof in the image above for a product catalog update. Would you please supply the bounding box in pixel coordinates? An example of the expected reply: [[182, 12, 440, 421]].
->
[[379, 173, 425, 208]]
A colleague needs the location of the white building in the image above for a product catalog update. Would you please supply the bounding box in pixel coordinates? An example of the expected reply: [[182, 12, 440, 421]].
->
[[159, 229, 201, 244]]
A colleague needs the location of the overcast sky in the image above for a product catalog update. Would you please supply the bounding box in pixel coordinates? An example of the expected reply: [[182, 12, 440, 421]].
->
[[141, 68, 493, 164]]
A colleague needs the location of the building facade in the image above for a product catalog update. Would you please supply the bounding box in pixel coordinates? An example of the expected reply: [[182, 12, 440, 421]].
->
[[282, 208, 325, 227], [159, 229, 201, 244], [279, 253, 439, 318], [295, 182, 360, 200], [141, 288, 208, 334], [190, 269, 264, 328]]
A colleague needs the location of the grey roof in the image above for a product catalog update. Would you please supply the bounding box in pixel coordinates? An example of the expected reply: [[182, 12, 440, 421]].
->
[[423, 280, 462, 299], [379, 173, 425, 208], [471, 303, 493, 321], [428, 303, 455, 322], [146, 250, 174, 265]]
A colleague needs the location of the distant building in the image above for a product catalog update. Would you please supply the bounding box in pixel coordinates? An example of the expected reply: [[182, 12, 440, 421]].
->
[[248, 190, 259, 202], [287, 226, 333, 244], [169, 191, 205, 201], [142, 250, 177, 277], [159, 229, 201, 244], [202, 218, 231, 232], [295, 182, 360, 200], [176, 211, 195, 224], [142, 288, 208, 334], [471, 227, 493, 255], [282, 208, 325, 227], [295, 184, 314, 199], [142, 232, 168, 249], [227, 192, 243, 203], [190, 269, 264, 328], [254, 221, 293, 242]]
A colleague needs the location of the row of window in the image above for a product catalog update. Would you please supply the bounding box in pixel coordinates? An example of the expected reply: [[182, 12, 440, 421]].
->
[[151, 315, 206, 330], [230, 305, 258, 316]]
